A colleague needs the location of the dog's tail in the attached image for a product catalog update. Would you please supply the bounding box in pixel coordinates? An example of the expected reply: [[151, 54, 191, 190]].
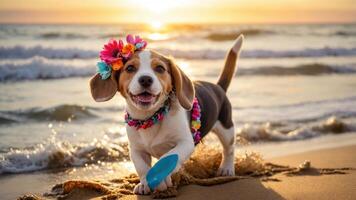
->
[[217, 34, 244, 92]]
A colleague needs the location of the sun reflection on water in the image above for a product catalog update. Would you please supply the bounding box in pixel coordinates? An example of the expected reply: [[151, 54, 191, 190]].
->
[[147, 33, 169, 41], [150, 21, 163, 30]]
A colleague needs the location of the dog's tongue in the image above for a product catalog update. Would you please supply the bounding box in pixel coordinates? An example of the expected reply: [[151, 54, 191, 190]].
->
[[136, 93, 155, 103]]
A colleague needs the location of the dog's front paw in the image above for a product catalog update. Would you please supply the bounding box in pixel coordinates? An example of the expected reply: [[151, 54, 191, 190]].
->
[[155, 176, 173, 192], [217, 163, 235, 176], [133, 181, 151, 195]]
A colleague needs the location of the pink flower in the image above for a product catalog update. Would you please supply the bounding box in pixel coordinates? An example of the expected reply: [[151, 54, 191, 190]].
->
[[126, 34, 135, 44], [191, 114, 199, 120], [126, 34, 147, 51], [100, 39, 124, 64], [128, 120, 136, 127], [192, 110, 200, 116], [146, 120, 153, 127], [194, 132, 201, 144], [157, 113, 163, 121]]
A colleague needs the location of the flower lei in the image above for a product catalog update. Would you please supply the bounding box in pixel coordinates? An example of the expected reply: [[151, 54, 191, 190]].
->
[[97, 34, 147, 80], [125, 100, 170, 130], [124, 98, 202, 145], [191, 98, 202, 144]]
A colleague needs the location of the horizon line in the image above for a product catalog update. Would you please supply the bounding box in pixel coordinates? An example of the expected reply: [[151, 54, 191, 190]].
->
[[1, 21, 356, 26]]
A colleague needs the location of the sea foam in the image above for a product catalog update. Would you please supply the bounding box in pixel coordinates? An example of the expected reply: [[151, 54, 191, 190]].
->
[[1, 45, 356, 60], [0, 135, 129, 174], [1, 56, 356, 82], [0, 56, 95, 81]]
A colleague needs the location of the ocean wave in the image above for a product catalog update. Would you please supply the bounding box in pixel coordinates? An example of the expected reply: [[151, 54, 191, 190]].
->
[[0, 105, 99, 123], [2, 45, 356, 60], [98, 33, 125, 39], [204, 28, 356, 40], [0, 136, 129, 174], [206, 29, 271, 41], [0, 45, 97, 59], [237, 116, 356, 142], [1, 115, 355, 174], [38, 32, 88, 39], [0, 103, 124, 124], [200, 63, 356, 77], [0, 115, 18, 124], [236, 63, 356, 76], [38, 32, 124, 39], [153, 47, 356, 59], [0, 56, 95, 81], [333, 31, 356, 37], [235, 96, 356, 123], [1, 58, 356, 82]]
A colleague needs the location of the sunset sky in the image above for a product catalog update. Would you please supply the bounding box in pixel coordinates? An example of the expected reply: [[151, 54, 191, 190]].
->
[[0, 0, 355, 24]]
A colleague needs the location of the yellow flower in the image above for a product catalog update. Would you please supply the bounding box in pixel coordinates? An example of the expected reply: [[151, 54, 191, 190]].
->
[[192, 121, 201, 129], [112, 59, 123, 71]]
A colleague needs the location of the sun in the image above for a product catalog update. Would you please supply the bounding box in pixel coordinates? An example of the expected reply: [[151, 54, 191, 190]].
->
[[147, 21, 168, 41]]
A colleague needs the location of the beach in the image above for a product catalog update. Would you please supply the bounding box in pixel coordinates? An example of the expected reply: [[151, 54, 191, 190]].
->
[[1, 0, 356, 199], [0, 23, 356, 199], [7, 144, 355, 200], [157, 144, 356, 200]]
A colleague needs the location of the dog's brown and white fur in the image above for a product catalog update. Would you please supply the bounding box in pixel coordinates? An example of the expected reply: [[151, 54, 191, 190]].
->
[[90, 35, 244, 195]]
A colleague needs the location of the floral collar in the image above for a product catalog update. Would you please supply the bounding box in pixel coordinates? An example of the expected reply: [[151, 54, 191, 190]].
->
[[125, 100, 170, 130], [124, 98, 202, 145]]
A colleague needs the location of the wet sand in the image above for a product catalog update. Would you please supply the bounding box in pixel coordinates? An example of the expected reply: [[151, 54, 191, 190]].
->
[[12, 145, 356, 200], [118, 145, 356, 200]]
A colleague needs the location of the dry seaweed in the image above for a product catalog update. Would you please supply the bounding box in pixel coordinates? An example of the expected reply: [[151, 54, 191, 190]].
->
[[17, 194, 43, 200]]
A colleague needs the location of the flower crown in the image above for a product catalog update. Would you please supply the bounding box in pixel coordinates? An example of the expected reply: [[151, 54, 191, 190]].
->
[[97, 34, 147, 80]]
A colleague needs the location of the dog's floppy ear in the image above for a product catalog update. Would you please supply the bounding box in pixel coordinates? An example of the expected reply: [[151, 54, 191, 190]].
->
[[90, 71, 119, 102], [169, 59, 195, 110]]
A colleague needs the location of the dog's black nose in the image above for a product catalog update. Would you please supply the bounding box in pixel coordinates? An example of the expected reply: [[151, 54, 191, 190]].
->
[[138, 75, 153, 88]]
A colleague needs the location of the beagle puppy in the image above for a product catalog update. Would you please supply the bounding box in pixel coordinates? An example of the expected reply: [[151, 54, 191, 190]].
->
[[90, 35, 244, 195]]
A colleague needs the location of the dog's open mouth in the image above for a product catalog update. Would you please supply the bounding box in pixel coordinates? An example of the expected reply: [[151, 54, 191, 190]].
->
[[130, 91, 159, 106]]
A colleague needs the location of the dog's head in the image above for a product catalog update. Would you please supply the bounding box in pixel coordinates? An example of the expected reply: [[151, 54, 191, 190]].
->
[[90, 49, 195, 111]]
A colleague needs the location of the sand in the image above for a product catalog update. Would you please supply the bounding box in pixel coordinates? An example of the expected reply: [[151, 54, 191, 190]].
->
[[118, 145, 356, 200], [16, 145, 356, 200]]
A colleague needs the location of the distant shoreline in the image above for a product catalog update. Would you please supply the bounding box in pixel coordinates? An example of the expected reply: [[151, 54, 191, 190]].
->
[[1, 22, 356, 26]]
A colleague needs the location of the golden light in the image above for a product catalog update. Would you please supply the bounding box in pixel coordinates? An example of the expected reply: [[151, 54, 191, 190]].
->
[[132, 0, 189, 13], [147, 33, 169, 41], [147, 20, 168, 41], [150, 21, 163, 30]]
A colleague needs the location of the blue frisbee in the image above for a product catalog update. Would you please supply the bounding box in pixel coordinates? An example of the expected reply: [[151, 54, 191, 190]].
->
[[146, 154, 178, 191]]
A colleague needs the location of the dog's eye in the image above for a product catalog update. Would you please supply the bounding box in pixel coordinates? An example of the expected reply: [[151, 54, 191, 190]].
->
[[125, 65, 136, 73], [154, 65, 165, 73]]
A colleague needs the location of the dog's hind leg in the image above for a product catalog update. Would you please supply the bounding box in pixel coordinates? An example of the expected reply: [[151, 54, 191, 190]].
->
[[212, 121, 236, 176]]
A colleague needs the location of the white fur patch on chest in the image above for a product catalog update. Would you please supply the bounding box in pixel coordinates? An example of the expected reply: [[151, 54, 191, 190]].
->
[[126, 103, 193, 158]]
